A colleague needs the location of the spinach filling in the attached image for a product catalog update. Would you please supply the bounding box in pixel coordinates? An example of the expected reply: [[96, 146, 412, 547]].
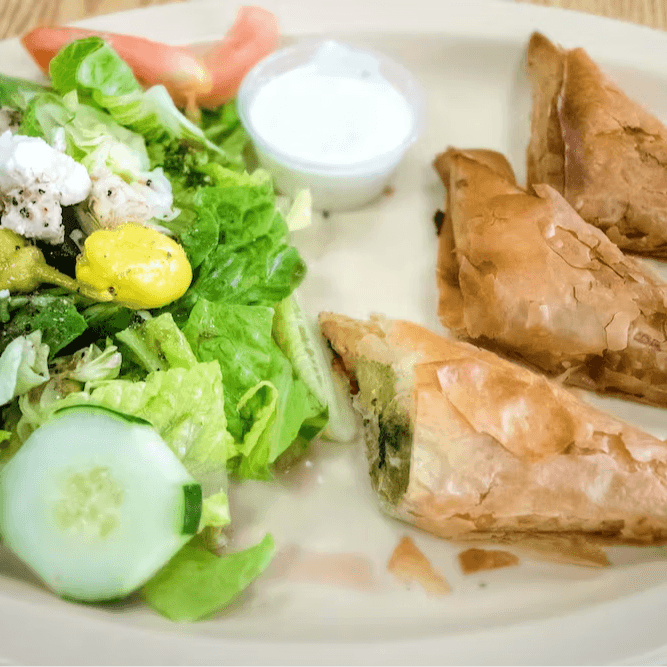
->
[[354, 358, 412, 507]]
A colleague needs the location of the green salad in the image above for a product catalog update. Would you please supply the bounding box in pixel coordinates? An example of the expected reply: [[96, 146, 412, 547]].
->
[[0, 36, 350, 621]]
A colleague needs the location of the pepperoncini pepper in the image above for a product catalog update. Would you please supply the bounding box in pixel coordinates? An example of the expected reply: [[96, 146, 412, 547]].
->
[[75, 223, 192, 310], [0, 228, 112, 302]]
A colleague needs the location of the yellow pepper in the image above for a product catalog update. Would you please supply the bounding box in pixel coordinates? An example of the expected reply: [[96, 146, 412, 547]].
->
[[0, 228, 112, 302], [75, 223, 192, 310]]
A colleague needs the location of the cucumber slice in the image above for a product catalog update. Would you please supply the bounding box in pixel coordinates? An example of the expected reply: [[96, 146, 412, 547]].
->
[[273, 295, 358, 442], [0, 404, 202, 602]]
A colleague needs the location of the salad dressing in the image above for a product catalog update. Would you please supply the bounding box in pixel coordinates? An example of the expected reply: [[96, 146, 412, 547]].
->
[[247, 42, 415, 167]]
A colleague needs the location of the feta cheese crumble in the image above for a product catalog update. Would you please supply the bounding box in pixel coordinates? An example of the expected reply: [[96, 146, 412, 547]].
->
[[76, 165, 178, 235], [0, 130, 91, 244]]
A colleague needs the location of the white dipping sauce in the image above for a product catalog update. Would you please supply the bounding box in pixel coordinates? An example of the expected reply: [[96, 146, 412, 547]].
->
[[248, 42, 415, 167]]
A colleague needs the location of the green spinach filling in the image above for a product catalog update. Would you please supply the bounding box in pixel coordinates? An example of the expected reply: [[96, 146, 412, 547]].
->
[[355, 358, 412, 506]]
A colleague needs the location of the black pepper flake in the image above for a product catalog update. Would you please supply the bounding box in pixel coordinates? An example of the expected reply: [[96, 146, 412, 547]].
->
[[19, 207, 30, 219], [38, 188, 45, 195], [322, 210, 330, 219], [107, 190, 113, 197], [146, 179, 152, 187], [12, 198, 17, 206]]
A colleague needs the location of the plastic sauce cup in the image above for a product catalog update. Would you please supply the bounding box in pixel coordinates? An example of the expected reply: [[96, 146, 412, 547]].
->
[[237, 40, 425, 211]]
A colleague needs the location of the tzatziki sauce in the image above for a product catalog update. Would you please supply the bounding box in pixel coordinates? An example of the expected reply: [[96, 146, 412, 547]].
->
[[247, 42, 415, 168]]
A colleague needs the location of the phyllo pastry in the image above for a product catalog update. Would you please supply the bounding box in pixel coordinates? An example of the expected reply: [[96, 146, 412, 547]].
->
[[526, 31, 667, 256], [319, 312, 667, 545], [434, 146, 667, 407]]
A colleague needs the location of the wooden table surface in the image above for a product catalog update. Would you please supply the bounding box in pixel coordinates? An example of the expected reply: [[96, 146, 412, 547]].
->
[[2, 0, 667, 40]]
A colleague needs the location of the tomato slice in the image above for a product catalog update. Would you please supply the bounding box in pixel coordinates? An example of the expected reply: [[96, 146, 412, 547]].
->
[[21, 26, 212, 104], [20, 6, 279, 110], [188, 5, 280, 108]]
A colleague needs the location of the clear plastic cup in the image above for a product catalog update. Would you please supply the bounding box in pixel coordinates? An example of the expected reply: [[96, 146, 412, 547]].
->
[[237, 40, 425, 211]]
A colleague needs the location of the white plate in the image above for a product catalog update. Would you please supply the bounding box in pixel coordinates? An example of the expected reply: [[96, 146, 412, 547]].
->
[[4, 0, 667, 664]]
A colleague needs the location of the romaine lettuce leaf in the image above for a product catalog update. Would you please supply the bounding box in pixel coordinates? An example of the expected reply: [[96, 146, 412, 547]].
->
[[273, 295, 357, 443], [193, 167, 276, 246], [199, 490, 231, 531], [18, 91, 72, 139], [0, 290, 9, 323], [146, 123, 247, 265], [48, 37, 231, 160], [20, 90, 154, 182], [188, 211, 306, 307], [0, 73, 50, 113], [182, 300, 275, 439], [48, 37, 140, 101], [0, 294, 88, 358], [50, 341, 122, 384], [7, 341, 122, 443], [81, 364, 233, 476], [115, 312, 198, 373], [17, 361, 233, 528], [234, 352, 326, 480], [141, 533, 274, 621], [153, 141, 306, 311], [161, 166, 277, 270], [200, 102, 248, 162], [182, 300, 326, 479], [0, 332, 49, 407]]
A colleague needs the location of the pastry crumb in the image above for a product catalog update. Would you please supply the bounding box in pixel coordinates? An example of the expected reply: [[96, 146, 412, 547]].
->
[[458, 547, 519, 574], [387, 536, 450, 595]]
